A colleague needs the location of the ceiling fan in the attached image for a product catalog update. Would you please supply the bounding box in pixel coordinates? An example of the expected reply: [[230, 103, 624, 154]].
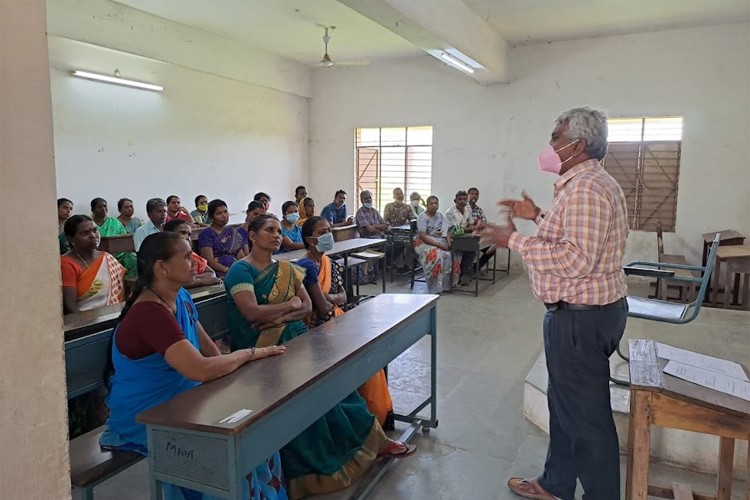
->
[[319, 26, 369, 68]]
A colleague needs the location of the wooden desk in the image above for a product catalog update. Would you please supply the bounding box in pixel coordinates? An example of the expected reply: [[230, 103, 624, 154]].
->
[[626, 340, 750, 500], [702, 230, 745, 266], [99, 234, 135, 254], [138, 294, 439, 499], [332, 224, 358, 242], [711, 245, 750, 307], [450, 235, 510, 297], [64, 285, 227, 399]]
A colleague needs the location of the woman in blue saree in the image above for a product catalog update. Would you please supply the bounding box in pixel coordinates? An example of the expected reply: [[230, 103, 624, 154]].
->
[[101, 232, 288, 500], [225, 215, 415, 500]]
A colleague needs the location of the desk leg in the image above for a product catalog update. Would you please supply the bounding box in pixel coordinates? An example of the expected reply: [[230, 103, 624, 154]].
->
[[474, 250, 479, 297], [716, 437, 734, 500], [626, 390, 651, 500], [429, 306, 438, 428], [712, 258, 722, 306]]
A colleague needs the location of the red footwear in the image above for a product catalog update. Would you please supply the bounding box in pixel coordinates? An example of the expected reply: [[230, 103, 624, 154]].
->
[[507, 477, 561, 500], [377, 440, 417, 458]]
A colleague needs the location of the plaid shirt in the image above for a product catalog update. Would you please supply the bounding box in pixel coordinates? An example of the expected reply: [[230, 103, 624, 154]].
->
[[508, 159, 628, 305], [355, 206, 386, 238], [469, 203, 487, 225]]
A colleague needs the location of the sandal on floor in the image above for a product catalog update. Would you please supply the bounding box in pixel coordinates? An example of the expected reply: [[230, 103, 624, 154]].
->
[[506, 477, 561, 500], [378, 440, 416, 458]]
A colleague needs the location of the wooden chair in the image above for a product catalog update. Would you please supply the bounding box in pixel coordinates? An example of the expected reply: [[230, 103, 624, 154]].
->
[[655, 222, 695, 302]]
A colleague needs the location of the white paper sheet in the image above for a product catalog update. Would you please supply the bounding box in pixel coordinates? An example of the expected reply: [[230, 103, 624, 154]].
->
[[655, 342, 749, 382], [663, 361, 750, 402], [218, 408, 253, 424]]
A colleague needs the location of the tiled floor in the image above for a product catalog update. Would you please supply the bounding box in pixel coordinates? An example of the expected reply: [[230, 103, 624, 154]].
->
[[90, 271, 749, 499]]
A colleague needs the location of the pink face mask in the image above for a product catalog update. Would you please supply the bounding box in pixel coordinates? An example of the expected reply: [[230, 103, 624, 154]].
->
[[537, 139, 579, 175]]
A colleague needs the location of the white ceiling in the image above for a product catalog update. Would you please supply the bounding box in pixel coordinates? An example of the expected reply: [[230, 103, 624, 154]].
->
[[462, 0, 750, 45], [113, 0, 422, 65], [114, 0, 749, 65]]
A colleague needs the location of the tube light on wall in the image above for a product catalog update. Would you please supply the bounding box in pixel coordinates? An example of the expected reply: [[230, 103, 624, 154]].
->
[[70, 70, 164, 92], [440, 52, 475, 74]]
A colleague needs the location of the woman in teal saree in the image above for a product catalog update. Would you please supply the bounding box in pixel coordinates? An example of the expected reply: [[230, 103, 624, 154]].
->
[[225, 215, 415, 500]]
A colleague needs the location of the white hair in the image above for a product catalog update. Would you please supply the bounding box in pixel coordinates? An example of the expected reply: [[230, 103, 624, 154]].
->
[[555, 107, 609, 160]]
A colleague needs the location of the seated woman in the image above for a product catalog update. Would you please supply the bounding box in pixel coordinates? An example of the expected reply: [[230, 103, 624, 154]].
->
[[61, 215, 126, 314], [58, 197, 74, 254], [225, 215, 414, 500], [91, 197, 138, 278], [415, 196, 460, 294], [410, 192, 425, 217], [278, 201, 305, 253], [116, 198, 143, 234], [190, 194, 210, 226], [199, 199, 245, 278], [100, 232, 287, 500], [237, 200, 266, 255], [296, 197, 315, 227], [164, 219, 222, 288], [166, 195, 194, 224], [297, 216, 395, 429]]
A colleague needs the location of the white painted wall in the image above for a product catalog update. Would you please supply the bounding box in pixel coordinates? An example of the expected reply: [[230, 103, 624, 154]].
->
[[310, 23, 750, 264], [48, 0, 311, 220]]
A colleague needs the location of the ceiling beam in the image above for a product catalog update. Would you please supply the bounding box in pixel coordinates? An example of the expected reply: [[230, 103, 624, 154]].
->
[[338, 0, 509, 84]]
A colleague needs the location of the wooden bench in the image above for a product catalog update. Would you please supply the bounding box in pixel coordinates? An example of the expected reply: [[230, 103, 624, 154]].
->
[[98, 234, 135, 254], [137, 294, 439, 499], [70, 426, 144, 500]]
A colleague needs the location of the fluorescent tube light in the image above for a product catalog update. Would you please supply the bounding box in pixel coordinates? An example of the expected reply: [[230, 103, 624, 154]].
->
[[440, 52, 474, 74], [70, 70, 164, 92]]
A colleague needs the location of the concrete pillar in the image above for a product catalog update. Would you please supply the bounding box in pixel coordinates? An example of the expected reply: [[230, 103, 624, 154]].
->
[[0, 0, 70, 498]]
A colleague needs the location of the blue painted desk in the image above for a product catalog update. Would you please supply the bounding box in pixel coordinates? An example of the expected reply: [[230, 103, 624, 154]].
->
[[64, 285, 228, 399], [137, 293, 439, 499]]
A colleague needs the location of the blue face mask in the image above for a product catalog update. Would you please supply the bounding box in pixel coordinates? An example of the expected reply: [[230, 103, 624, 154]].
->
[[285, 213, 300, 223], [363, 202, 373, 209], [315, 231, 335, 252]]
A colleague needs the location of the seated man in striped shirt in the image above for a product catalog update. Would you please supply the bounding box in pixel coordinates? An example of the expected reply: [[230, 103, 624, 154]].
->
[[481, 107, 629, 500]]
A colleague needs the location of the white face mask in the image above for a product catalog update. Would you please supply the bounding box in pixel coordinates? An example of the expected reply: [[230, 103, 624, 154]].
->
[[411, 200, 420, 207], [363, 202, 373, 209], [315, 231, 335, 252]]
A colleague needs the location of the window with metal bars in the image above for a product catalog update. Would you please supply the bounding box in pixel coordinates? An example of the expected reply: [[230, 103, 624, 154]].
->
[[355, 126, 432, 211], [602, 116, 683, 232]]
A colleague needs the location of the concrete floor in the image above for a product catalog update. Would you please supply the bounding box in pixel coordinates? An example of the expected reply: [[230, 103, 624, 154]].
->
[[90, 270, 749, 499]]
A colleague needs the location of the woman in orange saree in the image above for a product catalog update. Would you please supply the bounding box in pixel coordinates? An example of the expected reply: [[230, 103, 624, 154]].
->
[[60, 215, 126, 314], [297, 216, 395, 429]]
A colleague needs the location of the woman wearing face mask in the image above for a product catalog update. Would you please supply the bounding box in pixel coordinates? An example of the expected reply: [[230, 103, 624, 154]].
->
[[297, 216, 395, 429], [277, 201, 305, 253], [410, 192, 425, 216], [190, 195, 210, 226]]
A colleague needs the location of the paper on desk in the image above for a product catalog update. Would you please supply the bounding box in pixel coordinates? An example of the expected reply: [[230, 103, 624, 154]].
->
[[655, 342, 749, 382], [219, 408, 253, 424], [663, 361, 750, 402]]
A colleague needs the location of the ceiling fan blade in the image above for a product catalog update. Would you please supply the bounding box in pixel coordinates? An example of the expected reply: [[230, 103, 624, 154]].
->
[[334, 59, 370, 66]]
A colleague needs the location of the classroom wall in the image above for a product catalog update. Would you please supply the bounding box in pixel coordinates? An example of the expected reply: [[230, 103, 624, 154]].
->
[[310, 23, 750, 263], [48, 0, 312, 221], [0, 1, 70, 498]]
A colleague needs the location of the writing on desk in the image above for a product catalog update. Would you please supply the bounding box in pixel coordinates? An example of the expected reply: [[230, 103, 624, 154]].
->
[[166, 441, 195, 460]]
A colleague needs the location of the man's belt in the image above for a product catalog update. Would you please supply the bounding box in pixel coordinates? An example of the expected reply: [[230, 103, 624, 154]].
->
[[544, 297, 627, 312]]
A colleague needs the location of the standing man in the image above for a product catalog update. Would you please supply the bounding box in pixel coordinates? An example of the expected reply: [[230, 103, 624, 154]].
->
[[445, 190, 476, 285], [320, 190, 354, 228], [481, 107, 629, 500], [133, 198, 168, 251]]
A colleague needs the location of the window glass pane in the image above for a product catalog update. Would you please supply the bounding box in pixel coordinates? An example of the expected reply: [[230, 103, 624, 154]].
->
[[406, 126, 433, 146], [380, 127, 407, 147], [608, 118, 644, 142], [356, 128, 380, 148], [643, 117, 683, 141]]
